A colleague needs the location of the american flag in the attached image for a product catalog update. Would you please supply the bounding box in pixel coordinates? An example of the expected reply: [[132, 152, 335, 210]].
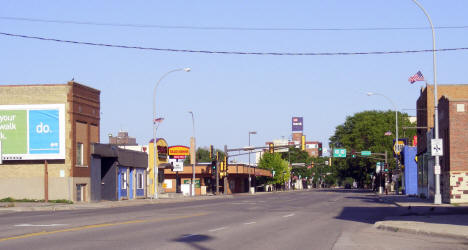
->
[[408, 71, 425, 84], [154, 117, 164, 123]]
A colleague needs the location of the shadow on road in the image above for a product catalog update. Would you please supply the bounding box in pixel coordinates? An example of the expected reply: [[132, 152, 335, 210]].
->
[[173, 234, 214, 250]]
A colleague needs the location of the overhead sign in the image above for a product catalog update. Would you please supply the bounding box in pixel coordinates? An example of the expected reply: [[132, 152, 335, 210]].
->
[[168, 145, 190, 156], [431, 139, 443, 156], [333, 148, 346, 158], [0, 104, 65, 160], [292, 117, 303, 132], [361, 151, 371, 156]]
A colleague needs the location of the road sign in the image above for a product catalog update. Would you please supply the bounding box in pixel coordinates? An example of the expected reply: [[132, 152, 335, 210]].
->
[[376, 162, 381, 173], [431, 139, 443, 156], [333, 148, 346, 158], [361, 151, 371, 156]]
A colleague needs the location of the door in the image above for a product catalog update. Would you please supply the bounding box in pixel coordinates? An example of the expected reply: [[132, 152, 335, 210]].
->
[[129, 168, 134, 200], [118, 167, 128, 200]]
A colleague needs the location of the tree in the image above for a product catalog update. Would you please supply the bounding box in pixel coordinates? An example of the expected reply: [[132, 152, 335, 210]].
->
[[183, 147, 225, 165], [281, 146, 313, 179], [258, 152, 290, 186], [329, 110, 416, 187]]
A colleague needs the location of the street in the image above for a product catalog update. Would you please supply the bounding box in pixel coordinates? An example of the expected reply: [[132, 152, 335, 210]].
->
[[0, 190, 466, 250]]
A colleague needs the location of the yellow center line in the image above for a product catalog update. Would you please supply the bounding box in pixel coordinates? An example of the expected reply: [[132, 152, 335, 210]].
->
[[0, 212, 208, 243]]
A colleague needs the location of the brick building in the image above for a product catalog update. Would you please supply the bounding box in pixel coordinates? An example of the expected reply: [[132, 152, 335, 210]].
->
[[416, 84, 468, 199], [108, 131, 137, 146], [438, 96, 468, 203], [0, 81, 100, 202]]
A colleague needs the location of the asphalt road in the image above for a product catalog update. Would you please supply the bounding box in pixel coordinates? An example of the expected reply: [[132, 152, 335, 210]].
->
[[0, 189, 466, 250]]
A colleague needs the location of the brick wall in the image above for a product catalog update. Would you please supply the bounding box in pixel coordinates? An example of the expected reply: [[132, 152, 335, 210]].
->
[[438, 96, 468, 203], [416, 84, 468, 155]]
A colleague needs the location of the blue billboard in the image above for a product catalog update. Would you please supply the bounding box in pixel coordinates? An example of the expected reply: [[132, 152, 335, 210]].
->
[[29, 110, 60, 154]]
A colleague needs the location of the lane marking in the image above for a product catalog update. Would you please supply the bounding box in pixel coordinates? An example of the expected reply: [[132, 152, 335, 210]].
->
[[0, 212, 208, 243], [283, 213, 295, 218], [208, 227, 226, 232], [244, 222, 256, 225], [181, 234, 197, 238], [15, 224, 67, 227]]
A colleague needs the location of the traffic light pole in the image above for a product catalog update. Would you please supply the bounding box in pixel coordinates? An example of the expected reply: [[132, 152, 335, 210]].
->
[[216, 160, 220, 195]]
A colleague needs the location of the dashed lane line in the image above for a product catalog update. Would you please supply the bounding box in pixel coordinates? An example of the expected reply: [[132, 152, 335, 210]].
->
[[208, 227, 227, 232], [283, 213, 295, 218]]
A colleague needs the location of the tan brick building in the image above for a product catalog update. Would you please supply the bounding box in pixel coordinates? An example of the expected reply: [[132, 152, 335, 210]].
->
[[439, 96, 468, 203], [0, 81, 100, 202]]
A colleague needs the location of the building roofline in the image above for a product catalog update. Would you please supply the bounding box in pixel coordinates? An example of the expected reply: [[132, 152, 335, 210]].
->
[[0, 81, 100, 93]]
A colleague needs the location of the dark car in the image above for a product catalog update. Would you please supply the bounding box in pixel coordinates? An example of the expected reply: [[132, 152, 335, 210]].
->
[[344, 183, 352, 189]]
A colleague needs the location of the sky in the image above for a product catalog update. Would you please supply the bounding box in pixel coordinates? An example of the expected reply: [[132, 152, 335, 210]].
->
[[1, 1, 467, 162]]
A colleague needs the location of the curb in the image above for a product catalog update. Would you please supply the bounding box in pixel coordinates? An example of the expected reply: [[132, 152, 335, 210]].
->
[[374, 221, 468, 240]]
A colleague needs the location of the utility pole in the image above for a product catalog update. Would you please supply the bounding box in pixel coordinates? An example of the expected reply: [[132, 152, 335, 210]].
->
[[224, 145, 229, 195]]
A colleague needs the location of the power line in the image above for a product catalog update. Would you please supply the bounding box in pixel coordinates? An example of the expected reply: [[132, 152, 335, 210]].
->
[[1, 31, 467, 56], [1, 16, 468, 32]]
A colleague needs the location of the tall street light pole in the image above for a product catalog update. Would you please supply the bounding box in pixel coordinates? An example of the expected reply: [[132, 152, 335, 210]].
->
[[248, 131, 257, 194], [188, 111, 196, 197], [367, 92, 400, 193], [412, 0, 441, 204], [153, 67, 191, 199]]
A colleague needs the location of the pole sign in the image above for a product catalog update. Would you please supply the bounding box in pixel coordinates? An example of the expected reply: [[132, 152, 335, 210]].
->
[[376, 162, 381, 173], [0, 104, 65, 160], [333, 148, 346, 158], [431, 139, 443, 156], [291, 117, 303, 132]]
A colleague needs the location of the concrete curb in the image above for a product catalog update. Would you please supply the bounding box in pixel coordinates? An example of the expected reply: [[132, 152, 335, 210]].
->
[[374, 221, 468, 240]]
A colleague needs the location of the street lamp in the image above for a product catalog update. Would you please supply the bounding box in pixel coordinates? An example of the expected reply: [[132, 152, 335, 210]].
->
[[412, 0, 441, 204], [152, 67, 191, 199], [188, 111, 196, 197], [367, 92, 399, 194], [248, 131, 257, 194]]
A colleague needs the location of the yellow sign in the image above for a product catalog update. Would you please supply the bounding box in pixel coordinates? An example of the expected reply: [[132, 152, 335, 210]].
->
[[168, 145, 190, 156]]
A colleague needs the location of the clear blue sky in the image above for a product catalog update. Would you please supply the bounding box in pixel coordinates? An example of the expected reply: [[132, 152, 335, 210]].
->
[[1, 1, 467, 161]]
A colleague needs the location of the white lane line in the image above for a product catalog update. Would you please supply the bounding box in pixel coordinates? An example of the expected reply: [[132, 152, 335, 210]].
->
[[244, 222, 256, 225], [283, 213, 295, 218], [15, 224, 67, 227], [181, 234, 197, 238], [208, 227, 226, 232]]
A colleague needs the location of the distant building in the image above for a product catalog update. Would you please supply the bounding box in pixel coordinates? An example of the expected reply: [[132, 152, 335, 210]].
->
[[108, 131, 137, 146]]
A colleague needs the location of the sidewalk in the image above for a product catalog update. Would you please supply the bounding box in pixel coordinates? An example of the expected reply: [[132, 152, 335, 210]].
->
[[374, 194, 468, 240]]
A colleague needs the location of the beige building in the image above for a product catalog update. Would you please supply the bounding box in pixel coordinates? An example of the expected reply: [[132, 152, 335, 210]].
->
[[0, 81, 100, 202]]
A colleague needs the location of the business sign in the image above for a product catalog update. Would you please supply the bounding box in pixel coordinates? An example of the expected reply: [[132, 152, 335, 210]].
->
[[292, 117, 303, 132], [0, 104, 65, 160], [168, 146, 190, 156], [393, 138, 407, 155]]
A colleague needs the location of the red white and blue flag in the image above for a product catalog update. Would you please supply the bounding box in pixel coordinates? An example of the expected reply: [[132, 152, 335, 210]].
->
[[408, 71, 425, 84]]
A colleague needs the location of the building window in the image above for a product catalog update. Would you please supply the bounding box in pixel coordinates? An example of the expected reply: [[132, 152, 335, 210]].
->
[[137, 172, 144, 189], [76, 143, 84, 166]]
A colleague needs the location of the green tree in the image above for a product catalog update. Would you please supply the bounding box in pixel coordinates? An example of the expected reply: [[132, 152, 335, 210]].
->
[[329, 110, 416, 187], [184, 147, 225, 165], [281, 146, 313, 179], [258, 152, 290, 186]]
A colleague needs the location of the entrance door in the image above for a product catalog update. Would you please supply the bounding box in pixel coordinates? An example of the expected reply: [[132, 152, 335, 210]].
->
[[76, 184, 86, 202], [118, 168, 128, 200], [129, 168, 134, 200]]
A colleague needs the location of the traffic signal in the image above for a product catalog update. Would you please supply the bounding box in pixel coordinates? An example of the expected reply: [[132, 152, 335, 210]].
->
[[351, 150, 356, 158], [269, 143, 274, 153], [209, 145, 214, 160]]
